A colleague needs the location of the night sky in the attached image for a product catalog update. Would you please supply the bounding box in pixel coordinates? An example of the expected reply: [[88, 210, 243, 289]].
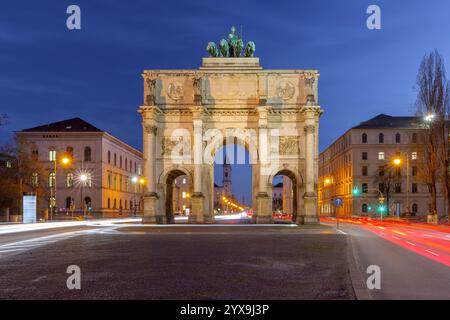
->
[[1, 1, 450, 204]]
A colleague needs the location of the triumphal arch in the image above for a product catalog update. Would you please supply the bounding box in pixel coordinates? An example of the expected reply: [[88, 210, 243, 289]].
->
[[139, 28, 323, 224]]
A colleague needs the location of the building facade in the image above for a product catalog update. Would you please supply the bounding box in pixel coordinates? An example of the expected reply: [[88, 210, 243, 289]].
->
[[17, 118, 144, 219], [319, 114, 445, 218]]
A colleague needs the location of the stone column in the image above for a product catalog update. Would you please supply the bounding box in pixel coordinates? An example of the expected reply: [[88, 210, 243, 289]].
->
[[255, 106, 273, 224], [300, 107, 319, 224], [189, 111, 205, 223], [142, 120, 161, 224]]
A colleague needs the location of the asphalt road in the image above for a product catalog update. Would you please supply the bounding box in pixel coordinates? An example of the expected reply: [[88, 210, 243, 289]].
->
[[0, 223, 355, 300], [324, 220, 450, 299]]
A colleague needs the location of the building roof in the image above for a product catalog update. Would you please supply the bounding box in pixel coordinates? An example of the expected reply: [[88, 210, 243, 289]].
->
[[352, 114, 422, 130], [21, 117, 102, 132]]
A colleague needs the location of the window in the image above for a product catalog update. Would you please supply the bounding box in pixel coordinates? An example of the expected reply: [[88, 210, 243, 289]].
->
[[362, 183, 368, 193], [378, 166, 385, 176], [125, 158, 128, 170], [48, 172, 56, 187], [66, 146, 74, 157], [412, 166, 417, 176], [138, 165, 142, 175], [362, 204, 368, 213], [86, 173, 92, 187], [412, 203, 418, 215], [31, 149, 38, 161], [378, 152, 385, 160], [378, 133, 384, 143], [84, 147, 92, 162], [107, 173, 112, 189], [66, 197, 73, 209], [182, 178, 186, 184], [134, 162, 137, 173], [108, 151, 111, 164], [66, 172, 74, 187], [362, 133, 367, 143], [412, 183, 418, 193], [49, 196, 56, 208], [395, 183, 401, 193], [6, 160, 11, 168], [411, 152, 417, 160], [31, 172, 39, 187], [362, 166, 368, 176], [412, 133, 418, 143], [378, 183, 385, 194], [182, 192, 187, 199], [114, 153, 117, 166], [114, 175, 117, 190], [107, 198, 111, 209], [395, 133, 401, 143], [114, 199, 117, 209], [119, 176, 122, 191], [395, 167, 401, 177], [120, 156, 122, 168], [49, 150, 56, 161], [362, 152, 368, 160]]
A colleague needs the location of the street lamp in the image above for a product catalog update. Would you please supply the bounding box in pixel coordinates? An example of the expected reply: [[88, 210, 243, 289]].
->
[[424, 113, 435, 123], [392, 155, 410, 218], [79, 173, 88, 218]]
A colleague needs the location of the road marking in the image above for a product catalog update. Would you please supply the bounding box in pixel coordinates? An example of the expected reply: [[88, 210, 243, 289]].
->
[[424, 249, 440, 257], [377, 226, 385, 230], [406, 241, 416, 246], [392, 235, 400, 240], [393, 230, 407, 236], [336, 229, 347, 235], [0, 230, 89, 258]]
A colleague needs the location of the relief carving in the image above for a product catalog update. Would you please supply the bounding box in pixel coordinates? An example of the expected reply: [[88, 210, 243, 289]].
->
[[167, 82, 184, 101], [161, 137, 185, 156], [276, 80, 295, 100], [279, 136, 300, 155]]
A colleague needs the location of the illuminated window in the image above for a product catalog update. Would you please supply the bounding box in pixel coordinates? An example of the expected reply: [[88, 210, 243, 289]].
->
[[107, 172, 112, 189], [86, 173, 92, 187], [411, 151, 417, 160], [66, 172, 74, 187], [49, 150, 56, 161], [48, 172, 56, 187], [182, 178, 186, 184], [31, 172, 39, 187], [49, 196, 56, 208], [182, 192, 186, 199], [138, 165, 142, 175], [378, 152, 385, 160], [6, 160, 11, 168]]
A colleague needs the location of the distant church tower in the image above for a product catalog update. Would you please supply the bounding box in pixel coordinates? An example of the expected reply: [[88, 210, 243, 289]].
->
[[223, 155, 232, 197]]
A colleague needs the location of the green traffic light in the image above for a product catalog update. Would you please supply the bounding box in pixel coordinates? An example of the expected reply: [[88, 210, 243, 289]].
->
[[352, 187, 360, 196], [378, 205, 386, 213]]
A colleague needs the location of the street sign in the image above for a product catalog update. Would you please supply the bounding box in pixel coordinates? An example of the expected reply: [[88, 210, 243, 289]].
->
[[334, 197, 343, 207]]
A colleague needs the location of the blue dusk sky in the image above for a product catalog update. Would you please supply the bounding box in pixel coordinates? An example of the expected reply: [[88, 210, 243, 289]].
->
[[1, 1, 450, 204]]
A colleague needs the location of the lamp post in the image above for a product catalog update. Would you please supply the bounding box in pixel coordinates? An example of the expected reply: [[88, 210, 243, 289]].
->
[[50, 153, 72, 221], [393, 155, 410, 218], [79, 173, 88, 218]]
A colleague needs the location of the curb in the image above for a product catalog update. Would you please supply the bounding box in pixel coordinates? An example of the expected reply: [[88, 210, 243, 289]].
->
[[345, 233, 373, 300]]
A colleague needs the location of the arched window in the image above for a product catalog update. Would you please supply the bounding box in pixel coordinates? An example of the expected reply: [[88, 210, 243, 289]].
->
[[412, 203, 418, 216], [120, 156, 122, 168], [66, 146, 74, 156], [66, 197, 73, 209], [66, 172, 74, 187], [362, 203, 368, 213], [125, 158, 128, 171], [31, 149, 39, 161], [48, 172, 56, 187], [108, 150, 111, 164], [107, 198, 110, 209], [84, 146, 92, 162], [114, 153, 117, 166], [31, 172, 39, 187], [395, 133, 401, 143], [378, 133, 384, 143], [113, 198, 117, 209], [362, 133, 367, 143], [84, 197, 92, 210]]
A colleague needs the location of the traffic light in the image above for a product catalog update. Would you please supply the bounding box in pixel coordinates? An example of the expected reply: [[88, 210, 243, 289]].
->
[[367, 205, 372, 212], [378, 205, 386, 214], [352, 187, 360, 196]]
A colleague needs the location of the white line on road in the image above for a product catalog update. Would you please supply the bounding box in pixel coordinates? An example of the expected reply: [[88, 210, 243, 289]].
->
[[406, 241, 417, 246]]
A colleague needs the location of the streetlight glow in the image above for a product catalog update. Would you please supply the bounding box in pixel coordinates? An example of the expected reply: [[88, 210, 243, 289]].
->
[[131, 176, 138, 184], [424, 113, 435, 122], [393, 158, 402, 166], [79, 174, 88, 182]]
